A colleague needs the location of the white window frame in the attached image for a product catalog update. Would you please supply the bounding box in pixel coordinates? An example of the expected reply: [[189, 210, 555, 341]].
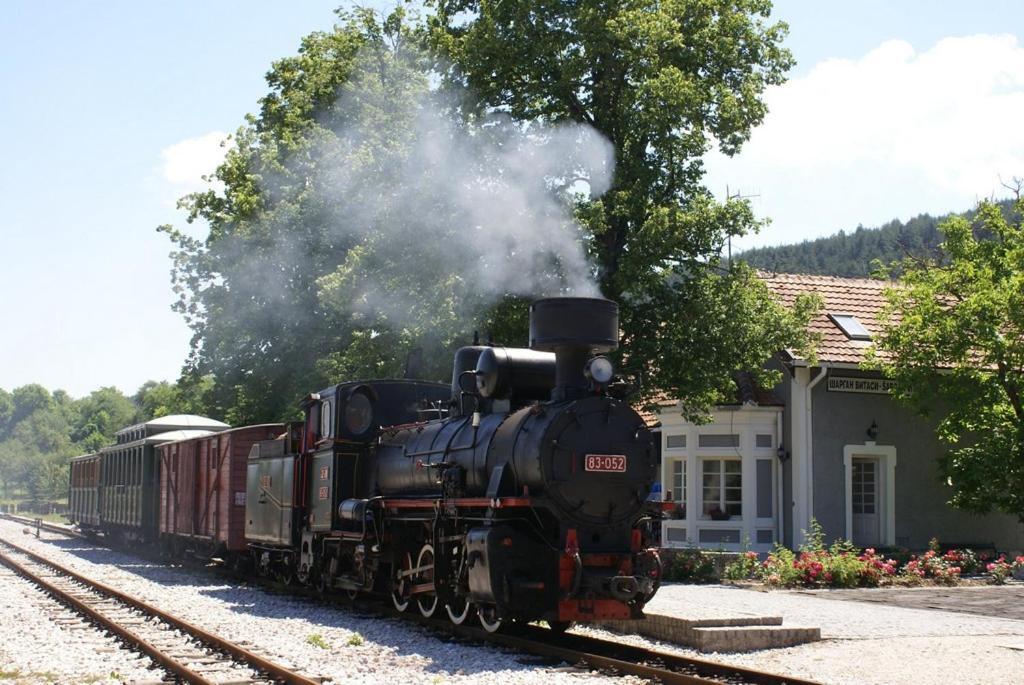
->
[[665, 457, 687, 518], [700, 457, 743, 519]]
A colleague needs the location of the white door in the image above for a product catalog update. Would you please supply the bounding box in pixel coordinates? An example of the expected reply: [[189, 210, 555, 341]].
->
[[851, 457, 881, 547]]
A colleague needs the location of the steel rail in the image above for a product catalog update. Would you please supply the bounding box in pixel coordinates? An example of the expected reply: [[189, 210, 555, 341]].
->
[[457, 625, 721, 684], [0, 544, 219, 684], [400, 611, 821, 685], [0, 513, 86, 539], [520, 625, 822, 685], [0, 534, 320, 685], [6, 517, 815, 684]]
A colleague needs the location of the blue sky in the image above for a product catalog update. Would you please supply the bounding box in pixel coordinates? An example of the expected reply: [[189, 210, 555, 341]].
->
[[1, 1, 1022, 398]]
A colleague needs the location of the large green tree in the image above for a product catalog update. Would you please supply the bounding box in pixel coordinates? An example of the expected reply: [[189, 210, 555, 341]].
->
[[165, 3, 817, 424], [163, 9, 433, 425], [429, 0, 817, 414], [872, 191, 1024, 520]]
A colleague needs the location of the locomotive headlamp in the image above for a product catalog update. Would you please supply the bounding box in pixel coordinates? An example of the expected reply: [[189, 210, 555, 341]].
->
[[585, 356, 614, 385]]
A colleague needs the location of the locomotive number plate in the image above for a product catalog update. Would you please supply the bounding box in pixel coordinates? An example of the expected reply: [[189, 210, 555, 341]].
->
[[585, 454, 627, 472]]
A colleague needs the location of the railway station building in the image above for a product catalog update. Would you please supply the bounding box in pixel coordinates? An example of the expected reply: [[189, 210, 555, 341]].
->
[[649, 273, 1024, 554]]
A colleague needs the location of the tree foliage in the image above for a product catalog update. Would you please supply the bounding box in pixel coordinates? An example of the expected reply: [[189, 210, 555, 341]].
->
[[740, 200, 1019, 278], [162, 9, 439, 426], [160, 3, 820, 425], [871, 191, 1024, 520], [0, 380, 203, 502], [429, 0, 818, 414]]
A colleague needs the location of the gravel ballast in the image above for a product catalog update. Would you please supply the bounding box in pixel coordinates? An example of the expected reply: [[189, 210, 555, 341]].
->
[[0, 521, 641, 685], [0, 562, 164, 683], [7, 519, 1023, 685]]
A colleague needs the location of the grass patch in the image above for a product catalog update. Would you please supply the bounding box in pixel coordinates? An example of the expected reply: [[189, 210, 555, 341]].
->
[[306, 633, 329, 649], [346, 632, 364, 647]]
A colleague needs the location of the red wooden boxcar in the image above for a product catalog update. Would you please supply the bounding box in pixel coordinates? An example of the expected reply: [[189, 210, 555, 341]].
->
[[158, 424, 283, 557]]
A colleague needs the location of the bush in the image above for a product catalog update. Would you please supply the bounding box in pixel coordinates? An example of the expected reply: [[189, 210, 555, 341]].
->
[[901, 549, 961, 585], [986, 555, 1024, 584], [941, 548, 982, 575], [722, 551, 760, 581], [662, 549, 719, 583], [759, 545, 803, 587]]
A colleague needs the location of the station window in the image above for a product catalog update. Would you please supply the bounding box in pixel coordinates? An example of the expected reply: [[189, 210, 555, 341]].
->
[[698, 433, 740, 448], [666, 434, 686, 449], [668, 459, 686, 518], [701, 459, 742, 518]]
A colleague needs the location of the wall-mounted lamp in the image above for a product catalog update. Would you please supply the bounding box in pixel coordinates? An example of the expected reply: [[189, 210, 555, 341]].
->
[[777, 444, 789, 462], [866, 420, 879, 441]]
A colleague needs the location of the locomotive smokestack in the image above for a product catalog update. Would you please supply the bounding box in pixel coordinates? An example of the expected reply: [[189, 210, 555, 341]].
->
[[529, 297, 618, 401]]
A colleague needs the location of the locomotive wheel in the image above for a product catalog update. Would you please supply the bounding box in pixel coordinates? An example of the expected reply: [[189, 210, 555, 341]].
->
[[314, 569, 330, 595], [477, 606, 503, 633], [415, 544, 438, 618], [391, 552, 413, 612], [445, 596, 472, 625]]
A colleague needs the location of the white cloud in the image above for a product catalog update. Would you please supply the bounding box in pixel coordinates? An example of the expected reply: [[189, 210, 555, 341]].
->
[[707, 34, 1024, 249], [159, 130, 231, 193]]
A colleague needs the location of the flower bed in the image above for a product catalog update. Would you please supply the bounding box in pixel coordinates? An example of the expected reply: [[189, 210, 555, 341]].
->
[[722, 522, 1024, 589]]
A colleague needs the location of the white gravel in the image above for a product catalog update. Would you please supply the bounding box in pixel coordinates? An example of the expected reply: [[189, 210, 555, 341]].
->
[[0, 562, 164, 683], [10, 521, 1023, 685], [0, 521, 642, 685], [575, 583, 1024, 685]]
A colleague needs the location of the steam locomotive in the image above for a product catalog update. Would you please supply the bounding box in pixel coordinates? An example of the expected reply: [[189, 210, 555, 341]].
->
[[69, 297, 662, 632]]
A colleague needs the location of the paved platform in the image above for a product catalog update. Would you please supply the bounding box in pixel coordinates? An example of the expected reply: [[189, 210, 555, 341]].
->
[[797, 582, 1024, 621], [598, 606, 821, 652]]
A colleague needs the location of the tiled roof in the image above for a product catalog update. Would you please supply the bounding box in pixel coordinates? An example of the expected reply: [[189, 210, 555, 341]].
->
[[633, 272, 897, 425], [635, 372, 783, 429], [760, 272, 895, 365]]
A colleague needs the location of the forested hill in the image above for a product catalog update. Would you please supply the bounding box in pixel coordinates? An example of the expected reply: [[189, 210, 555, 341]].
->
[[739, 199, 1018, 277], [739, 212, 951, 277]]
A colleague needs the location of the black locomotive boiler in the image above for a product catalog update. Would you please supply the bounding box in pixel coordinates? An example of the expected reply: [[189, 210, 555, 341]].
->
[[249, 297, 662, 632]]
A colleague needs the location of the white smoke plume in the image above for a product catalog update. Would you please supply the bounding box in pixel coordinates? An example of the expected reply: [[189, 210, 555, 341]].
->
[[308, 67, 615, 325]]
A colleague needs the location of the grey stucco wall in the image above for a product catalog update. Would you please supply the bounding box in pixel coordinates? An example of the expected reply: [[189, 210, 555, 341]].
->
[[809, 368, 1024, 552]]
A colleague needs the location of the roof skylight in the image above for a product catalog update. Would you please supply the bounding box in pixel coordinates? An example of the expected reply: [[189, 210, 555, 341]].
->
[[828, 313, 872, 341]]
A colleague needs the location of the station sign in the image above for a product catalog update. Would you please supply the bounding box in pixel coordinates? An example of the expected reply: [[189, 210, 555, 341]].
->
[[827, 376, 895, 394]]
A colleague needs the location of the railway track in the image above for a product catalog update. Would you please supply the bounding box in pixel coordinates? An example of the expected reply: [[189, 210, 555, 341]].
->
[[0, 533, 321, 685], [408, 614, 821, 685], [0, 512, 85, 539], [3, 518, 819, 684]]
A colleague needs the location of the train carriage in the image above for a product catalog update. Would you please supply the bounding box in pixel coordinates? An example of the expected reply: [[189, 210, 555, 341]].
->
[[158, 423, 285, 558], [68, 452, 101, 527], [68, 414, 229, 541]]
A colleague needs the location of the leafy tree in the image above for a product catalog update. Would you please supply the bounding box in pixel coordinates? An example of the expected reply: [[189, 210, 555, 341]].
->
[[871, 190, 1024, 520], [132, 379, 212, 420], [429, 0, 818, 414], [0, 389, 12, 434], [164, 3, 817, 424], [9, 384, 52, 429], [162, 9, 391, 425], [71, 387, 138, 451], [740, 199, 1017, 278]]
